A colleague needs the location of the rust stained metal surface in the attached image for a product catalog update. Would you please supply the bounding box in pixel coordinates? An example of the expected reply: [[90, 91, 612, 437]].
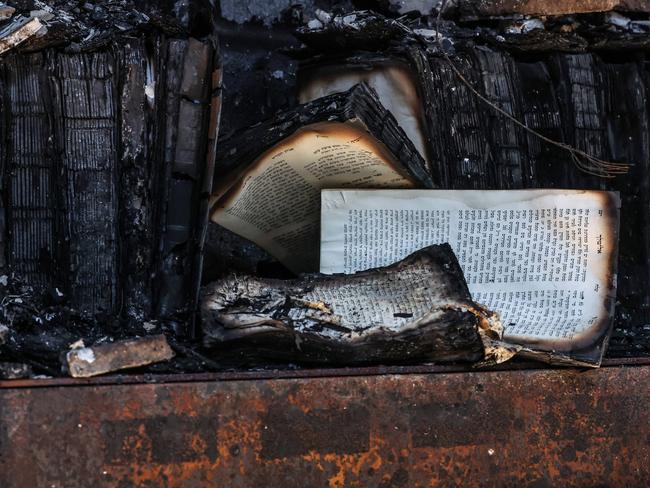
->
[[0, 366, 649, 487]]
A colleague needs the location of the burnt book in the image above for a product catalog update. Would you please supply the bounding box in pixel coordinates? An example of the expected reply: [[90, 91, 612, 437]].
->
[[210, 82, 434, 275], [0, 1, 222, 333], [201, 243, 507, 366], [321, 189, 620, 367]]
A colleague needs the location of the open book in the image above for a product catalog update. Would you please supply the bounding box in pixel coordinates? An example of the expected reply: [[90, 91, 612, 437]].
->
[[210, 83, 433, 273], [321, 189, 620, 366]]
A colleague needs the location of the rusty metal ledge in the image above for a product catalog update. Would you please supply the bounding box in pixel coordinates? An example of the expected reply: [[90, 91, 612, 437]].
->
[[1, 356, 649, 389], [1, 364, 649, 487]]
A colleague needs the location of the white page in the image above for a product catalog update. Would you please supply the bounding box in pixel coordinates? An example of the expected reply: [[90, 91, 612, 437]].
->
[[320, 189, 619, 350]]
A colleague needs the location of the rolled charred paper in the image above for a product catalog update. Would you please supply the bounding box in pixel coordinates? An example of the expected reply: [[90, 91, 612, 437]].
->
[[201, 244, 504, 365]]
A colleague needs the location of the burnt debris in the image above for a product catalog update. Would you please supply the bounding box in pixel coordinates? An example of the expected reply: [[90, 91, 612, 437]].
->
[[0, 0, 221, 326], [293, 8, 650, 358], [1, 0, 650, 377], [65, 334, 174, 378]]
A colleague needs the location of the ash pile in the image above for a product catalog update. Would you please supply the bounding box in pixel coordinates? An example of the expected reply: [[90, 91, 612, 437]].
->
[[1, 0, 649, 378]]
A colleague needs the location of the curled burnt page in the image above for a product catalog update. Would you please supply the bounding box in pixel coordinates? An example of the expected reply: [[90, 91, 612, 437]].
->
[[210, 83, 433, 274], [201, 244, 503, 365]]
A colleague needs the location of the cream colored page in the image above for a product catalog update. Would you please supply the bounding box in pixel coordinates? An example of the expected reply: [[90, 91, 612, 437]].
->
[[286, 262, 452, 339], [320, 189, 619, 350], [211, 121, 415, 273]]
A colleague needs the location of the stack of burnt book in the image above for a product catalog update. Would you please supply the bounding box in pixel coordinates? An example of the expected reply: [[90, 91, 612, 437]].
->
[[3, 1, 649, 377], [0, 0, 222, 377], [204, 7, 650, 368]]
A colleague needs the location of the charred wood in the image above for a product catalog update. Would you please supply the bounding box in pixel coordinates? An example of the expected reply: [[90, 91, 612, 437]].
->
[[65, 334, 174, 378]]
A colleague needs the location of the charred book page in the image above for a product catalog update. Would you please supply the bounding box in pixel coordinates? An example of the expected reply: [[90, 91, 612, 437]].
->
[[209, 83, 434, 275], [321, 189, 620, 366], [201, 244, 505, 366]]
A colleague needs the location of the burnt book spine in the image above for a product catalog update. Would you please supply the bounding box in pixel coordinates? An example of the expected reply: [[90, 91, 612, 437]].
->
[[48, 51, 120, 315], [420, 53, 493, 189], [1, 53, 58, 284], [418, 50, 569, 189], [472, 49, 531, 187], [155, 38, 218, 330], [116, 38, 162, 320], [513, 58, 568, 183], [418, 49, 531, 189]]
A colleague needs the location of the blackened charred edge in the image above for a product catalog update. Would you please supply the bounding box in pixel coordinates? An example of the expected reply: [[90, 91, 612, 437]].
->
[[345, 81, 433, 188], [155, 36, 221, 333], [213, 83, 434, 189]]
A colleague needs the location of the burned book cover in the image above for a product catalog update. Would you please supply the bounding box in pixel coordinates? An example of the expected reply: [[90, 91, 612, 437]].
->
[[201, 243, 505, 366], [210, 82, 434, 274]]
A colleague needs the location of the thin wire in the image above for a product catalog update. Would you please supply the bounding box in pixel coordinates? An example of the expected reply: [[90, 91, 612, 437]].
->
[[433, 0, 630, 178]]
